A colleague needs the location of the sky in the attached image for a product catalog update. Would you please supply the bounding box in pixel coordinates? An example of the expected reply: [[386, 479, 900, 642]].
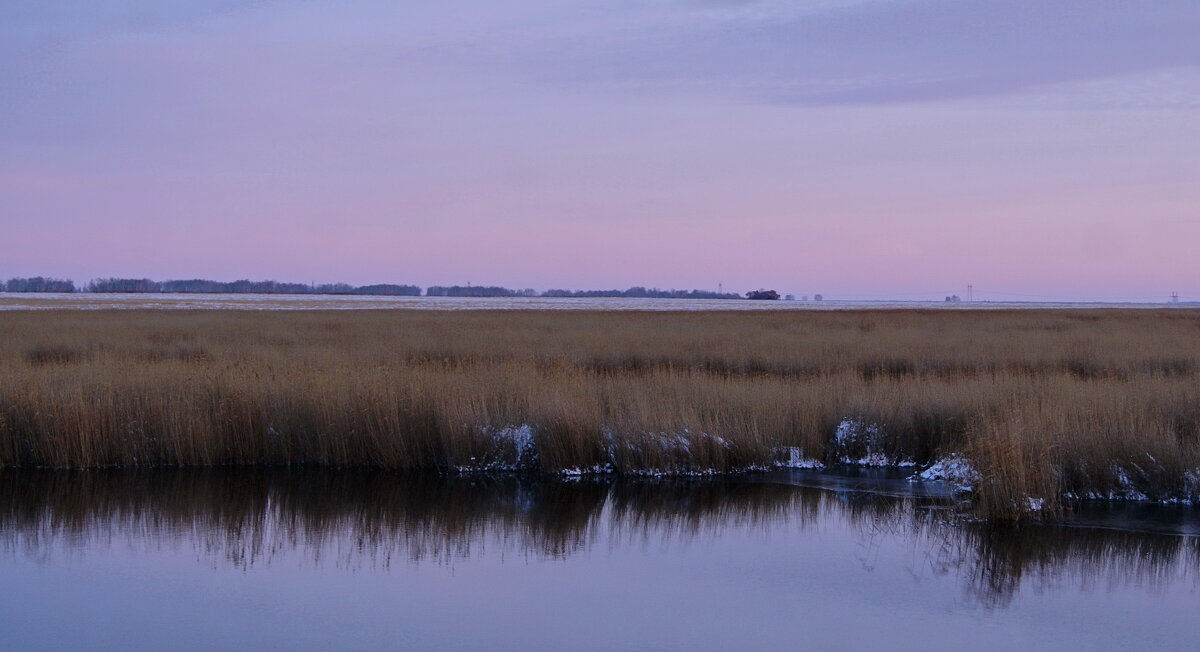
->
[[1, 0, 1198, 300]]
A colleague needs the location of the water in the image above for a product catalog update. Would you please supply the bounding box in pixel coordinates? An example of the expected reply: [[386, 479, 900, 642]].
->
[[1, 470, 1196, 651]]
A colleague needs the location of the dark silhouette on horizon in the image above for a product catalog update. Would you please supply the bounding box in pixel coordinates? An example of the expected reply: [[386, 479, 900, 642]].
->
[[745, 289, 780, 300], [4, 276, 761, 300], [3, 277, 76, 293]]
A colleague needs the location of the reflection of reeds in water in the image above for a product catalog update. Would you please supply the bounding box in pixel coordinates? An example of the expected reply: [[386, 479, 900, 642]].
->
[[958, 524, 1196, 607], [1, 470, 1195, 605], [848, 502, 1200, 609]]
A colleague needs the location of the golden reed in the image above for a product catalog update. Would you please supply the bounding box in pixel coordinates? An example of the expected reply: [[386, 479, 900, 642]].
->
[[1, 308, 1197, 517]]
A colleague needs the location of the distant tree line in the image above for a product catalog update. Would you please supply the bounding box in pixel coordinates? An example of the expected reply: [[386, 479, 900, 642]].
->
[[426, 285, 537, 298], [4, 276, 781, 300], [85, 278, 421, 296], [353, 284, 424, 296], [542, 287, 741, 299], [3, 277, 77, 293]]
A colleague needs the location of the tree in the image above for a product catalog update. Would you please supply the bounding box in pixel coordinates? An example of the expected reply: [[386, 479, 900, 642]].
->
[[745, 289, 780, 300], [3, 277, 76, 292]]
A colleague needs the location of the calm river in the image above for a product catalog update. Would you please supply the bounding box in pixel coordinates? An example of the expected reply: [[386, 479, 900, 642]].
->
[[1, 469, 1196, 651]]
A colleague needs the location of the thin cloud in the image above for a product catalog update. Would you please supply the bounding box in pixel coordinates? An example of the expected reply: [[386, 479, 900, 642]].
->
[[495, 0, 1200, 105]]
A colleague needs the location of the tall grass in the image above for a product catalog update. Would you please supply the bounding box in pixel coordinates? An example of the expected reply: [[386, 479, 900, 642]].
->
[[1, 309, 1199, 517]]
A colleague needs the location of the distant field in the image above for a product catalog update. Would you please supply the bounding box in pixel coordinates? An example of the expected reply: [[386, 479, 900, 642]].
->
[[1, 308, 1198, 518], [0, 292, 1189, 311]]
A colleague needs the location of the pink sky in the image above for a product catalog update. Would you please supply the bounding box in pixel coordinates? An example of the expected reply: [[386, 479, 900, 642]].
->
[[2, 1, 1198, 301]]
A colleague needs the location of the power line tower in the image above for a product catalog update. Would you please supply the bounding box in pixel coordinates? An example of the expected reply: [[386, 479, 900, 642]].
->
[[967, 284, 973, 302], [1171, 292, 1180, 303]]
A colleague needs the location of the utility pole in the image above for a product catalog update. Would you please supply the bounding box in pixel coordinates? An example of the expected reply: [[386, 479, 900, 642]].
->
[[967, 284, 973, 302]]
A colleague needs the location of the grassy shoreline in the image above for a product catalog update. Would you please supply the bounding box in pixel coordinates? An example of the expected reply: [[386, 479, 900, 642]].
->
[[2, 309, 1198, 518]]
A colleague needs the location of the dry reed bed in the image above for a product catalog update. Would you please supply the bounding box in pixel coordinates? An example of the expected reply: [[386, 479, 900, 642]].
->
[[1, 309, 1199, 518]]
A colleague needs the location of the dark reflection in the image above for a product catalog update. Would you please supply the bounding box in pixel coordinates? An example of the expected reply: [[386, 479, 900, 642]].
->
[[1, 469, 1197, 607], [949, 521, 1199, 608]]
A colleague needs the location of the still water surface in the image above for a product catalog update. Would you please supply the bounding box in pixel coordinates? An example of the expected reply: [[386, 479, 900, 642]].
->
[[1, 470, 1196, 651]]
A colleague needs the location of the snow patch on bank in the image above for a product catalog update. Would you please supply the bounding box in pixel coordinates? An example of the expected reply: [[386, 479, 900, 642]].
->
[[1106, 465, 1151, 501], [648, 429, 731, 454], [609, 429, 738, 476], [456, 426, 748, 476], [911, 455, 980, 491], [1063, 461, 1196, 503], [455, 424, 539, 472], [558, 464, 615, 478], [774, 447, 825, 470], [832, 419, 915, 467], [1177, 469, 1200, 505]]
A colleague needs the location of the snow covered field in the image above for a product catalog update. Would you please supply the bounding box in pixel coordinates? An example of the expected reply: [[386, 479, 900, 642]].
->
[[0, 292, 1187, 311]]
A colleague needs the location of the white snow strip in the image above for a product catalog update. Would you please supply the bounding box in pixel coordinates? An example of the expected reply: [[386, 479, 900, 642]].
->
[[5, 292, 1183, 312], [558, 464, 614, 477]]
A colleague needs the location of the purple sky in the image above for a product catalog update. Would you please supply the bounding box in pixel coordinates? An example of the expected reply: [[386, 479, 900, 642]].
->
[[2, 0, 1198, 300]]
